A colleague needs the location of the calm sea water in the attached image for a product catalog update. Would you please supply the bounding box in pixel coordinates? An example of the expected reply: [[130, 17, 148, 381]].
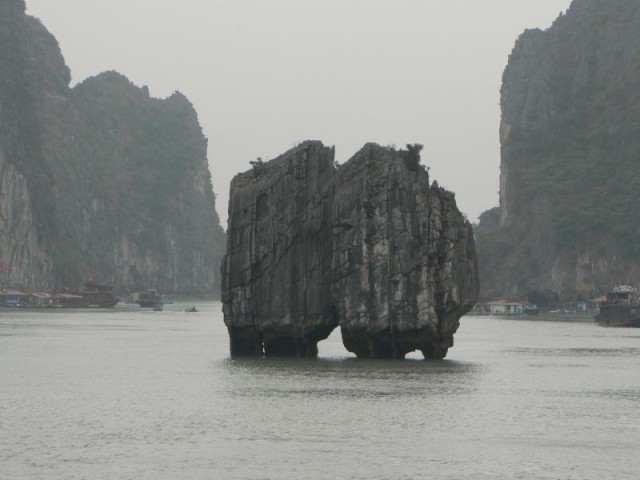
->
[[1, 302, 639, 480]]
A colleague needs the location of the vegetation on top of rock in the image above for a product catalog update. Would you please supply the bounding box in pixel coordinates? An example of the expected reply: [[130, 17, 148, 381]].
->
[[400, 143, 424, 171]]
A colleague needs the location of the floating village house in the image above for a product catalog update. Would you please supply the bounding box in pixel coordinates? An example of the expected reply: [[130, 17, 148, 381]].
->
[[475, 299, 527, 315], [0, 289, 28, 307], [27, 292, 53, 307]]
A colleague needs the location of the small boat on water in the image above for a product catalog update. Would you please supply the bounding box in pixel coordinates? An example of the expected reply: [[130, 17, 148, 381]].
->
[[595, 286, 640, 327], [185, 305, 197, 313], [129, 289, 162, 308]]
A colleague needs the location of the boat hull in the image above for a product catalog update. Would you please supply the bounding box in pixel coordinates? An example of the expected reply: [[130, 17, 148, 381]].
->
[[137, 301, 157, 308], [595, 286, 640, 327], [84, 300, 119, 309], [595, 316, 640, 327], [595, 304, 640, 327]]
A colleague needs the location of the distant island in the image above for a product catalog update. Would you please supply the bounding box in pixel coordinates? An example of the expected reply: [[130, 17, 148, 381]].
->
[[476, 0, 640, 308], [0, 0, 225, 294]]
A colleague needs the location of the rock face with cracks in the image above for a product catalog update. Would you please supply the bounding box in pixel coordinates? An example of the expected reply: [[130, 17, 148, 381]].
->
[[222, 141, 478, 359]]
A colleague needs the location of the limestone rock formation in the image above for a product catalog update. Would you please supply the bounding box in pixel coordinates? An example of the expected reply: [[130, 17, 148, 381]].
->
[[222, 141, 478, 359], [222, 142, 337, 357], [0, 0, 225, 293], [477, 0, 640, 304], [333, 144, 478, 359], [0, 0, 56, 290]]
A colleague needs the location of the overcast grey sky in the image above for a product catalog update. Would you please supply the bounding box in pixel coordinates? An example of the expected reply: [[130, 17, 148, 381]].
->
[[26, 0, 573, 226]]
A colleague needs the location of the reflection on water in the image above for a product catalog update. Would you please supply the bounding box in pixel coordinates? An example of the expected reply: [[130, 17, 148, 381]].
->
[[1, 306, 639, 480], [222, 355, 478, 375], [220, 357, 481, 401]]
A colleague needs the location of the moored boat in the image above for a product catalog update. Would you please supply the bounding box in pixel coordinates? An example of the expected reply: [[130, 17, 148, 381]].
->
[[59, 282, 119, 308], [129, 289, 162, 308], [595, 286, 640, 327]]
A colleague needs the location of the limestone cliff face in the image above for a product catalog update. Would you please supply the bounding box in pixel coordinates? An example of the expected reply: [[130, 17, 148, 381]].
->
[[0, 1, 225, 293], [222, 141, 478, 359], [0, 151, 53, 289], [477, 0, 640, 303], [222, 142, 337, 357], [0, 0, 55, 289]]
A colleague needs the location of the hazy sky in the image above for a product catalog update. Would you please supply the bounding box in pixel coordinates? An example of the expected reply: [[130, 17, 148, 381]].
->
[[26, 0, 573, 226]]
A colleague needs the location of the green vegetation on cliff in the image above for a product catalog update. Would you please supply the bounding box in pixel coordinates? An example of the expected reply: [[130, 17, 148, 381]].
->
[[477, 0, 640, 301], [0, 1, 225, 293]]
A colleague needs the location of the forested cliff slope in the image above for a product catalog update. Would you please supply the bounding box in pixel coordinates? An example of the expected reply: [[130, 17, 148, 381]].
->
[[0, 0, 225, 293], [476, 0, 640, 304]]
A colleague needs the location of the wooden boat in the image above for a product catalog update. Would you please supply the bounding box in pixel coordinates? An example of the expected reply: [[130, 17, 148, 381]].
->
[[57, 283, 118, 308], [595, 286, 640, 327]]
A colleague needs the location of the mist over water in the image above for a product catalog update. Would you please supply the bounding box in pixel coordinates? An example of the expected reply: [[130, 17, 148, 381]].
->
[[1, 302, 639, 479]]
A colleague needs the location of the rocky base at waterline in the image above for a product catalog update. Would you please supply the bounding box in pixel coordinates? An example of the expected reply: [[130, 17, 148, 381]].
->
[[222, 141, 479, 359]]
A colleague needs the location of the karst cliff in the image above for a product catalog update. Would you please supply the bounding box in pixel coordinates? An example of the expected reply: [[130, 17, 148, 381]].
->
[[222, 141, 478, 359], [476, 0, 640, 305], [0, 0, 225, 293]]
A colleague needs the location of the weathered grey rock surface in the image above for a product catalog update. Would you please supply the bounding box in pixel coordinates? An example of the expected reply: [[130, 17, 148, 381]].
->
[[222, 141, 478, 359], [222, 142, 337, 357]]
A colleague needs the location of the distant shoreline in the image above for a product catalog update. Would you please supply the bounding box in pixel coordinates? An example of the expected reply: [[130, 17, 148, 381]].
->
[[466, 312, 595, 323]]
